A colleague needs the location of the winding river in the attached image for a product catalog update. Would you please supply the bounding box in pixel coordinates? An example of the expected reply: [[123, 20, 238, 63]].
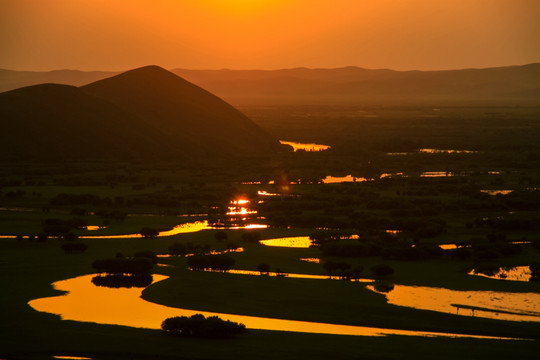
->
[[28, 274, 516, 340]]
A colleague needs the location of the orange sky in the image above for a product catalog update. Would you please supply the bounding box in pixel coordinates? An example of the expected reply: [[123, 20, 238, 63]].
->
[[1, 0, 539, 71]]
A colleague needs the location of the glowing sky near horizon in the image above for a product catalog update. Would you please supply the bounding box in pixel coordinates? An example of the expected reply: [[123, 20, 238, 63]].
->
[[0, 0, 539, 71]]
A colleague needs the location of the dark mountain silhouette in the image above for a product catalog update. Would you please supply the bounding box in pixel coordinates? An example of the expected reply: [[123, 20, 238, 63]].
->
[[171, 63, 540, 106], [0, 83, 168, 160], [0, 66, 282, 161], [81, 66, 281, 156]]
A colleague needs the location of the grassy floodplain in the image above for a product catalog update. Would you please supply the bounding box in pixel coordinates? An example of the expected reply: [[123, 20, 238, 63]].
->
[[1, 107, 540, 359]]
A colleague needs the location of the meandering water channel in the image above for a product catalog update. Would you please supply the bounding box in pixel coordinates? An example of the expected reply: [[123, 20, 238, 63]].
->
[[28, 274, 517, 340]]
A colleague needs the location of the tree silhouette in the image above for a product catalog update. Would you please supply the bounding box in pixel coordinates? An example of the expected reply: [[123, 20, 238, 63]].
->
[[256, 263, 271, 275], [370, 264, 395, 278], [161, 314, 246, 338]]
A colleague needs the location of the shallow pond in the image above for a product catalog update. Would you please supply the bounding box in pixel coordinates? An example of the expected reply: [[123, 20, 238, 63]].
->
[[322, 175, 367, 184], [469, 266, 532, 282], [79, 221, 267, 239], [280, 140, 330, 152], [480, 190, 514, 196], [28, 274, 513, 339], [260, 236, 312, 248], [367, 284, 540, 323]]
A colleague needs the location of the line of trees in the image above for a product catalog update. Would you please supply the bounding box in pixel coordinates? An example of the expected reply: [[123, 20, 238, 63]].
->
[[187, 254, 235, 272], [161, 314, 246, 338]]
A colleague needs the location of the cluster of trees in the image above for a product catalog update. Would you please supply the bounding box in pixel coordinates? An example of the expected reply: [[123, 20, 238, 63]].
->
[[256, 263, 271, 275], [169, 242, 211, 256], [92, 257, 153, 275], [187, 254, 235, 272], [139, 227, 160, 238], [370, 264, 395, 278], [91, 274, 152, 288], [161, 314, 246, 338], [446, 238, 522, 260], [322, 261, 363, 280], [42, 217, 87, 237]]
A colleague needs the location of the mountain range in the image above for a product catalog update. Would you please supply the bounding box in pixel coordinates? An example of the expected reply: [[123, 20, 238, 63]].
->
[[0, 66, 283, 161], [1, 64, 539, 106]]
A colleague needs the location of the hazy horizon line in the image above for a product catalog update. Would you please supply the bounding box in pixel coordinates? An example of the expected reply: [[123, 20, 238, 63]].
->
[[2, 62, 539, 74]]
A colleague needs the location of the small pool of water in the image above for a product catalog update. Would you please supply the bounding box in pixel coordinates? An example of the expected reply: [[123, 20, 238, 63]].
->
[[480, 190, 514, 196], [367, 284, 540, 322], [322, 175, 367, 184], [469, 266, 532, 282], [280, 140, 330, 152], [260, 236, 312, 248]]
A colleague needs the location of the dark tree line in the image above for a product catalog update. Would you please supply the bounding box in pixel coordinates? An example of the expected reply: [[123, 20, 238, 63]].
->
[[161, 314, 246, 338], [187, 254, 235, 272], [92, 274, 153, 288]]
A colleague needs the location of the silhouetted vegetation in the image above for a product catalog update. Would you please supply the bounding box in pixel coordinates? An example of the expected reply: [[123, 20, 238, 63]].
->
[[161, 314, 246, 338], [256, 263, 271, 275], [187, 254, 235, 272], [370, 264, 395, 278], [91, 274, 153, 288], [139, 227, 159, 238]]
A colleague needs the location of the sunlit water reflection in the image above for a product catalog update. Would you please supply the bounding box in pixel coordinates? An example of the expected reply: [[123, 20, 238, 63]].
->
[[280, 140, 330, 152], [29, 274, 515, 339], [367, 284, 540, 322], [469, 266, 532, 282], [260, 236, 312, 248], [322, 175, 367, 184], [78, 221, 267, 239]]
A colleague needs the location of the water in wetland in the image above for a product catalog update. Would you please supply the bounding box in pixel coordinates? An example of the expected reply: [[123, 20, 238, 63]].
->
[[29, 274, 516, 339]]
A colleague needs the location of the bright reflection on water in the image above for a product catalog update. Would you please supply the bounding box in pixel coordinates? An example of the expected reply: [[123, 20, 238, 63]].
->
[[53, 356, 92, 360], [28, 274, 512, 339], [80, 221, 210, 239], [421, 171, 453, 177], [260, 236, 312, 248], [79, 221, 268, 239], [419, 149, 478, 154], [280, 140, 330, 152], [387, 149, 478, 155], [439, 244, 459, 250], [322, 175, 367, 184], [300, 258, 321, 264], [480, 190, 514, 196], [85, 226, 105, 231], [367, 284, 540, 322], [469, 266, 532, 282], [257, 190, 280, 196]]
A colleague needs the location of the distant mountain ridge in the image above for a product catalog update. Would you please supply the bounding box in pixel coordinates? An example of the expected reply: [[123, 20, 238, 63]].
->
[[0, 66, 283, 161], [1, 64, 539, 106]]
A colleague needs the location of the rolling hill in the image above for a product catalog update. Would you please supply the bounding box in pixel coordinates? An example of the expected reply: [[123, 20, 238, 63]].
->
[[82, 66, 282, 156], [0, 66, 283, 161]]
